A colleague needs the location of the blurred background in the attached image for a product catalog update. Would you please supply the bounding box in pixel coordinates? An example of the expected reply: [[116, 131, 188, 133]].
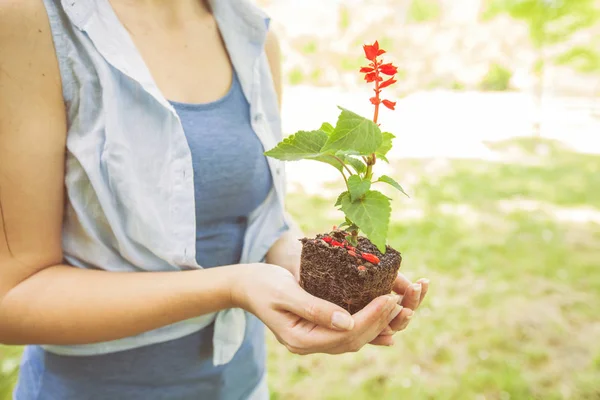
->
[[2, 0, 599, 399]]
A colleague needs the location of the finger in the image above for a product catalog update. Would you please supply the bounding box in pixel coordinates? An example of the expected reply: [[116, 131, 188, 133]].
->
[[369, 335, 395, 347], [326, 297, 401, 354], [401, 282, 422, 310], [392, 273, 413, 296], [395, 315, 413, 331], [353, 296, 403, 345], [353, 294, 400, 332], [283, 285, 355, 331], [390, 308, 414, 331], [378, 325, 394, 336], [285, 295, 396, 354], [416, 278, 430, 305]]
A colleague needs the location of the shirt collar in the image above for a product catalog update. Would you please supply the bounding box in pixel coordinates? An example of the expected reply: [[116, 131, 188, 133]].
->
[[61, 0, 270, 111]]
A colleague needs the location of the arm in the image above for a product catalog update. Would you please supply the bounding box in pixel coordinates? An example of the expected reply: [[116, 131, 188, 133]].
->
[[263, 29, 304, 276], [265, 214, 303, 279]]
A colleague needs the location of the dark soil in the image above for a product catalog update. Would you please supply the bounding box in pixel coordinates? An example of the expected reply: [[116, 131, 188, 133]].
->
[[299, 230, 402, 314]]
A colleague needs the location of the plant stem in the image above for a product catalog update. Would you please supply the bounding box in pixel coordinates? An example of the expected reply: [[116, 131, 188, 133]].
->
[[330, 155, 354, 176], [365, 163, 373, 180], [340, 169, 348, 189], [373, 60, 381, 124], [328, 155, 351, 190], [365, 60, 381, 180]]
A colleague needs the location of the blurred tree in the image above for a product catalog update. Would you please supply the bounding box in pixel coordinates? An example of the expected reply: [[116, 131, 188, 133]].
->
[[483, 0, 600, 132], [339, 4, 351, 31], [407, 0, 442, 23], [555, 34, 600, 116], [479, 63, 514, 91]]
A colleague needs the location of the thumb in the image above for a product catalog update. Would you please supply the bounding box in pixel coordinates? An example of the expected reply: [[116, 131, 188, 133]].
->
[[284, 285, 355, 331]]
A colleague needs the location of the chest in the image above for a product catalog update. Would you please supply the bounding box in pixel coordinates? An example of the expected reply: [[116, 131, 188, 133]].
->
[[110, 2, 233, 104], [170, 76, 273, 221]]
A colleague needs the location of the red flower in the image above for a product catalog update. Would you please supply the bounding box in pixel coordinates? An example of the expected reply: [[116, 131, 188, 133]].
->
[[382, 99, 396, 110], [379, 77, 397, 89], [363, 40, 380, 61], [379, 63, 398, 76], [360, 40, 397, 121], [364, 72, 378, 82]]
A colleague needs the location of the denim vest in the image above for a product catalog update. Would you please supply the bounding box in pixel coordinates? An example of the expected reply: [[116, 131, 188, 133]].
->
[[40, 0, 288, 365]]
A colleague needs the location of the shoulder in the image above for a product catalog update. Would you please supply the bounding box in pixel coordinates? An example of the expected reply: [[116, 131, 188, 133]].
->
[[0, 0, 65, 141], [0, 0, 50, 45], [0, 0, 62, 98], [0, 0, 58, 70]]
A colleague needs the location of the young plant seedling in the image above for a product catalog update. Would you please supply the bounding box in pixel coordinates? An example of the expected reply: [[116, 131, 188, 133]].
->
[[265, 41, 407, 313]]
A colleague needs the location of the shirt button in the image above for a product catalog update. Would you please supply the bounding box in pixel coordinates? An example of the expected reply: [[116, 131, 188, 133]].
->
[[254, 113, 263, 122]]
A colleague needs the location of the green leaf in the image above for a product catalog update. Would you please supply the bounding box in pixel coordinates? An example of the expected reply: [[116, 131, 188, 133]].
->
[[345, 234, 358, 246], [264, 129, 349, 172], [347, 175, 371, 201], [340, 190, 391, 253], [338, 220, 350, 229], [376, 132, 395, 163], [264, 130, 328, 160], [377, 175, 409, 197], [320, 122, 335, 135], [322, 107, 383, 155], [344, 156, 367, 174], [332, 150, 367, 174], [335, 191, 349, 207]]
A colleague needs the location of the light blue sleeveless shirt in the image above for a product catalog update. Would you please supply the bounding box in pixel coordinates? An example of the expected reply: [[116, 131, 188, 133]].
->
[[36, 0, 289, 367]]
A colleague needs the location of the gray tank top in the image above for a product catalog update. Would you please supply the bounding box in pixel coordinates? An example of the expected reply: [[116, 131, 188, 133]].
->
[[169, 71, 273, 268]]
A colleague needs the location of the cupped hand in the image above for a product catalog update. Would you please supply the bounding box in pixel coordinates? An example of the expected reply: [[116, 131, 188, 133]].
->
[[369, 273, 430, 346], [232, 263, 403, 355]]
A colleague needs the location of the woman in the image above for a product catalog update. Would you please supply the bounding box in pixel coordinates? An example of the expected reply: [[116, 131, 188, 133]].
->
[[0, 0, 430, 398]]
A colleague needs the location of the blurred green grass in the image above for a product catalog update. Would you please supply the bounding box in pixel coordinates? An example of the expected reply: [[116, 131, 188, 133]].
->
[[1, 137, 599, 399]]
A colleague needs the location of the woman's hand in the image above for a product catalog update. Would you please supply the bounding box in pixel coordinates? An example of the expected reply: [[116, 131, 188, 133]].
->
[[369, 273, 430, 346], [232, 263, 403, 355]]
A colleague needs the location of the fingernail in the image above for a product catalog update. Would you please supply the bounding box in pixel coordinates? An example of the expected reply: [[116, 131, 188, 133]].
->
[[389, 304, 403, 321], [387, 294, 400, 308], [418, 278, 430, 285], [382, 327, 394, 335], [412, 283, 422, 294], [332, 311, 354, 331], [406, 309, 414, 320], [396, 295, 404, 305]]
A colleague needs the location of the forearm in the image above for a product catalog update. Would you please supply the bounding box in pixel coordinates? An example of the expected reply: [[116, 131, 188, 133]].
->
[[0, 263, 242, 345], [266, 215, 303, 278]]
